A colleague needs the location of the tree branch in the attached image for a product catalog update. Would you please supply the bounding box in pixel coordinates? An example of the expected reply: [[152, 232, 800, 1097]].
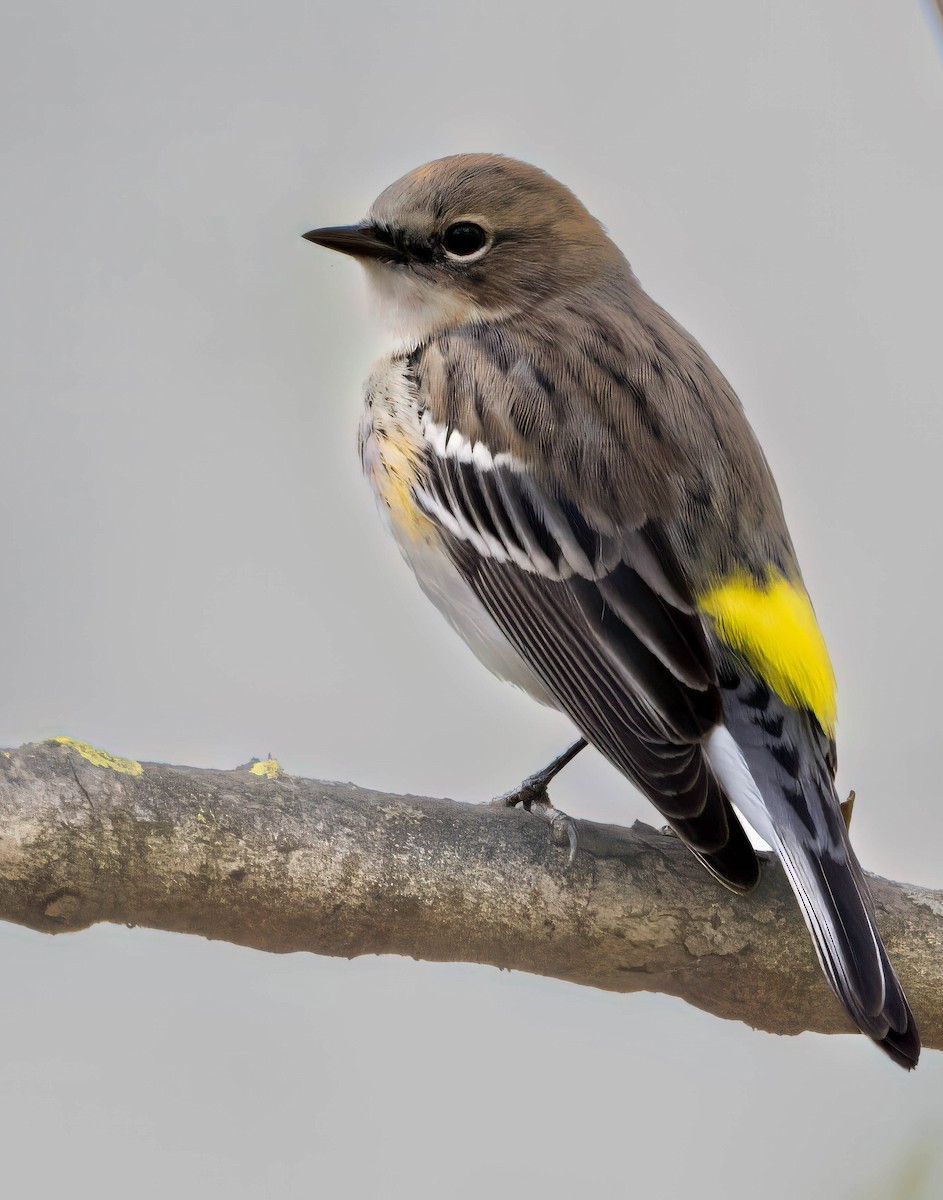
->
[[1, 739, 940, 1049]]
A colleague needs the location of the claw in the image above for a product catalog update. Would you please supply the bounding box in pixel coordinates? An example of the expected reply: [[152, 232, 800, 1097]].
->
[[531, 799, 580, 865], [560, 811, 580, 865], [493, 787, 580, 865], [490, 739, 586, 866]]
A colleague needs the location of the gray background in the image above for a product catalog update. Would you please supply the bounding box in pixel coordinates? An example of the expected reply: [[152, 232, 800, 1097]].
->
[[2, 1, 942, 1196]]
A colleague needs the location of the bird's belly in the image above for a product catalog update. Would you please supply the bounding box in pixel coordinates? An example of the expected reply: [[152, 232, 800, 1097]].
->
[[391, 521, 556, 706], [359, 359, 555, 706]]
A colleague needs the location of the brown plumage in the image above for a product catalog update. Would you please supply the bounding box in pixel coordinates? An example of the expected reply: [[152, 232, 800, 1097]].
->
[[304, 153, 919, 1068]]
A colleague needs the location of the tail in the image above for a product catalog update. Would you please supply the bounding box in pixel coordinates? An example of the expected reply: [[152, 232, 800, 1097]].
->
[[768, 819, 919, 1069], [707, 724, 920, 1069]]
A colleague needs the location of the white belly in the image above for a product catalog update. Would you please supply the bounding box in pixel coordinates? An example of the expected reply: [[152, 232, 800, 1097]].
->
[[359, 355, 555, 708], [393, 519, 556, 706]]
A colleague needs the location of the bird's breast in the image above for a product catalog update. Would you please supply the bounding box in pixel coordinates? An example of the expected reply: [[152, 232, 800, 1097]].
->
[[357, 353, 555, 706], [359, 355, 437, 545]]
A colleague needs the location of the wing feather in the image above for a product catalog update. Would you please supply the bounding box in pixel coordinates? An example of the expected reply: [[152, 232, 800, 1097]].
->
[[408, 382, 757, 888]]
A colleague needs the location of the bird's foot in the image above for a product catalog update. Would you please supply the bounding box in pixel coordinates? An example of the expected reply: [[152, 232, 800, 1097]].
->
[[492, 768, 553, 811], [490, 739, 586, 865], [841, 790, 855, 831], [495, 787, 580, 866], [492, 773, 580, 866]]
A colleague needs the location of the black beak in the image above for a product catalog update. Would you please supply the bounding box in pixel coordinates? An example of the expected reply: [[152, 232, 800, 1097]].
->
[[301, 223, 397, 261]]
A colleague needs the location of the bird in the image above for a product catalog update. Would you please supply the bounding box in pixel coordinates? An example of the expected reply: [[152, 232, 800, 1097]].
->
[[302, 153, 919, 1068]]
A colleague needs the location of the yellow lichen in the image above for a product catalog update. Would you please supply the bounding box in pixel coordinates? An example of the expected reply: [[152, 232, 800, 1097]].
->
[[249, 758, 281, 780], [51, 736, 143, 776]]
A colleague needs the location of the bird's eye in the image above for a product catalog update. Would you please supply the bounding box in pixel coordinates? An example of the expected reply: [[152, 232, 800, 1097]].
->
[[442, 222, 489, 259]]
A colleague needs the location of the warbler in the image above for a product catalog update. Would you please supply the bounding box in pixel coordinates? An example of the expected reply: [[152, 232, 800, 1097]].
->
[[303, 154, 919, 1068]]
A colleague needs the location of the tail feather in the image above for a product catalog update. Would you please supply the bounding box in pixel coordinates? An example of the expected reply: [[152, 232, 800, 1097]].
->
[[706, 721, 920, 1069], [876, 942, 920, 1069], [772, 831, 917, 1065]]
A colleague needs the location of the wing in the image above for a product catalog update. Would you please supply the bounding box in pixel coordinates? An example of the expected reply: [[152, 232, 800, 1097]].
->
[[413, 413, 759, 892]]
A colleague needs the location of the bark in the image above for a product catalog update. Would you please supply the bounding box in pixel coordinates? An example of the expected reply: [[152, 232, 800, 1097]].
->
[[1, 739, 941, 1049]]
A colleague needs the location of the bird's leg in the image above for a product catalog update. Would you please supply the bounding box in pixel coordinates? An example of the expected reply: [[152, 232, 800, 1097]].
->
[[841, 790, 855, 831], [491, 738, 586, 864], [493, 738, 587, 808]]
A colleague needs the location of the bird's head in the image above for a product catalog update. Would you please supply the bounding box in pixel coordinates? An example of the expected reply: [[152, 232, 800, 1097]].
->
[[303, 154, 625, 341]]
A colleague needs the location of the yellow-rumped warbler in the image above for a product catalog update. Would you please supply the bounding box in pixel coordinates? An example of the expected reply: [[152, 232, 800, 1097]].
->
[[303, 154, 918, 1068]]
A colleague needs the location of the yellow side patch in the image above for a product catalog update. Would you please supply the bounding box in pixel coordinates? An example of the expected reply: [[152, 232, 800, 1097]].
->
[[375, 443, 436, 543], [698, 571, 837, 734], [362, 361, 437, 545], [52, 736, 144, 776], [249, 758, 281, 780]]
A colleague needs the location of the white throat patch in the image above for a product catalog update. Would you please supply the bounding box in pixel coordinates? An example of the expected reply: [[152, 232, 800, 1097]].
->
[[361, 260, 503, 346]]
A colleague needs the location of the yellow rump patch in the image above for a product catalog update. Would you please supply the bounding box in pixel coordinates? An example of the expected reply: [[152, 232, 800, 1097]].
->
[[52, 736, 144, 776], [698, 571, 837, 734]]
